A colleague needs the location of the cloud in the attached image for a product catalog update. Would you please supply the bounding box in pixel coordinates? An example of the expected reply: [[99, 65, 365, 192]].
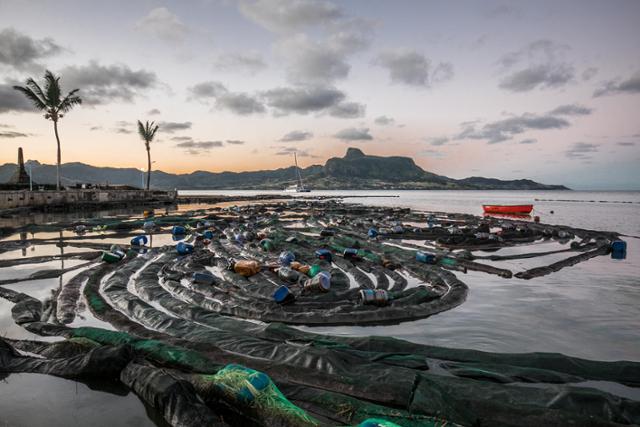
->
[[135, 7, 188, 42], [0, 82, 33, 113], [262, 86, 344, 115], [226, 139, 246, 145], [147, 108, 161, 115], [238, 0, 342, 33], [456, 112, 570, 144], [176, 140, 223, 155], [375, 49, 453, 87], [0, 28, 63, 71], [425, 136, 449, 146], [519, 138, 537, 144], [170, 136, 192, 142], [188, 81, 265, 115], [593, 70, 640, 97], [374, 116, 395, 126], [0, 130, 28, 138], [89, 126, 102, 131], [328, 101, 365, 118], [334, 127, 373, 141], [60, 61, 158, 105], [548, 104, 592, 116], [582, 67, 598, 81], [274, 146, 318, 157], [565, 142, 598, 159], [499, 64, 574, 92], [497, 40, 575, 92], [159, 121, 192, 133], [276, 20, 373, 84], [213, 51, 267, 75], [114, 127, 132, 134], [420, 149, 446, 158], [617, 142, 636, 147], [279, 130, 313, 142]]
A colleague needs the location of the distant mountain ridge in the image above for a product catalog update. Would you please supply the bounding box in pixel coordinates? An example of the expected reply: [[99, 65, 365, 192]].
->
[[0, 147, 569, 190]]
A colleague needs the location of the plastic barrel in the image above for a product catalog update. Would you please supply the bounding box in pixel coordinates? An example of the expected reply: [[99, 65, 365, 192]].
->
[[278, 251, 295, 266], [172, 225, 186, 235], [176, 242, 194, 255], [315, 249, 332, 262], [192, 272, 216, 285], [273, 285, 295, 304], [416, 251, 436, 264], [611, 240, 627, 260], [130, 235, 148, 246], [343, 248, 359, 259], [304, 271, 331, 292]]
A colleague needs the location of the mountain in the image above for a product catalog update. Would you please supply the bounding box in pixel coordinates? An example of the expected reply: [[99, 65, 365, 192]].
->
[[0, 148, 569, 190]]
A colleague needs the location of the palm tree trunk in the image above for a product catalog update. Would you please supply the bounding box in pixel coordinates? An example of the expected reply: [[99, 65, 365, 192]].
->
[[53, 120, 61, 190], [146, 145, 151, 191]]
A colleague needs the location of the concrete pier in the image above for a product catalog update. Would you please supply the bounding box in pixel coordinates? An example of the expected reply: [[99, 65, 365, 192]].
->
[[0, 189, 177, 211]]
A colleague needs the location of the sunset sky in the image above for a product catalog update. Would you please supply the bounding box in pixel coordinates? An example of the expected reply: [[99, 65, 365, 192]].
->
[[1, 0, 639, 189]]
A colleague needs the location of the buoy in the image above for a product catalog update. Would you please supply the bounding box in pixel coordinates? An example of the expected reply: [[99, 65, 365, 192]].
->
[[367, 228, 378, 238], [203, 230, 214, 240], [343, 248, 359, 259]]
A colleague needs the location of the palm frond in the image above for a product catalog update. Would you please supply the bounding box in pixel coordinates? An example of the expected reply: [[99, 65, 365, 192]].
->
[[59, 89, 82, 113], [12, 85, 47, 110], [24, 78, 48, 105], [137, 120, 159, 143], [44, 70, 62, 106]]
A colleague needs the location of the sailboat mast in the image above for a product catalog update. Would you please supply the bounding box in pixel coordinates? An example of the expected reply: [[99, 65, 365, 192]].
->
[[294, 152, 303, 186]]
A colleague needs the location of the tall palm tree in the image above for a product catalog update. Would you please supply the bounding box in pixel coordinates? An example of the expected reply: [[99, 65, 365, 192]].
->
[[13, 70, 82, 190], [137, 120, 159, 190]]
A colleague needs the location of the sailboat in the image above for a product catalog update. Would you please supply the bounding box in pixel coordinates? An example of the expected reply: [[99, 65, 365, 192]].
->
[[284, 152, 311, 192]]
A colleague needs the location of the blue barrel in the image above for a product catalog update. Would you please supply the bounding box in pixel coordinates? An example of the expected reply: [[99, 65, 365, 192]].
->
[[273, 285, 295, 304], [130, 235, 148, 246], [203, 230, 214, 240], [192, 272, 216, 285], [367, 228, 378, 238], [611, 240, 627, 260], [172, 225, 186, 235], [278, 251, 295, 266], [315, 249, 332, 262], [176, 242, 194, 255], [416, 251, 436, 264]]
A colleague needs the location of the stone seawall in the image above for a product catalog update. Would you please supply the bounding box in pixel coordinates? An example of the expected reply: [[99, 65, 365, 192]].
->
[[0, 189, 177, 211]]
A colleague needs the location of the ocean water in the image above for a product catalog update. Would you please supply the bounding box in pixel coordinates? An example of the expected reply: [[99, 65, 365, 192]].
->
[[1, 190, 639, 425]]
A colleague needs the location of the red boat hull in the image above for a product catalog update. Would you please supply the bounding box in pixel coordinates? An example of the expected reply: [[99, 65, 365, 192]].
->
[[483, 204, 533, 214]]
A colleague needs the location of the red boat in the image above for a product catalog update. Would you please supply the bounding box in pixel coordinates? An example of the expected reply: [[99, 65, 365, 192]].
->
[[482, 204, 533, 214]]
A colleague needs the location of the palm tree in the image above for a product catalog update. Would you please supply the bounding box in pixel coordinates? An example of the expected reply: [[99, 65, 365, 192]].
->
[[137, 120, 159, 190], [13, 70, 82, 190]]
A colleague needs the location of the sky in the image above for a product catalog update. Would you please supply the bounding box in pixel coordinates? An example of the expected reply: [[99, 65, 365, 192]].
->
[[0, 0, 639, 190]]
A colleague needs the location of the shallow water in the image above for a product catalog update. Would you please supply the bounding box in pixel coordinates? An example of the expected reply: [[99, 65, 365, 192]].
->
[[1, 190, 639, 423]]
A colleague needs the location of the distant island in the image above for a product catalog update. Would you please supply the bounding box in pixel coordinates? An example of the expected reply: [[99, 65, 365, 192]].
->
[[0, 148, 569, 191]]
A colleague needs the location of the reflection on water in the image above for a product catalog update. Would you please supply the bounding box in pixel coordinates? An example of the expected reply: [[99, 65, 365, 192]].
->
[[0, 373, 166, 427]]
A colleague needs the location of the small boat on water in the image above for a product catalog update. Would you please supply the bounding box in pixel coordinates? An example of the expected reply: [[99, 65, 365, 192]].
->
[[284, 152, 311, 193], [483, 204, 533, 214]]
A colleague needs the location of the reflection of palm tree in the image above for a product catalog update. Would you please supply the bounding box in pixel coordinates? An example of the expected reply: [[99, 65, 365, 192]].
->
[[13, 70, 82, 190], [137, 121, 159, 190]]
